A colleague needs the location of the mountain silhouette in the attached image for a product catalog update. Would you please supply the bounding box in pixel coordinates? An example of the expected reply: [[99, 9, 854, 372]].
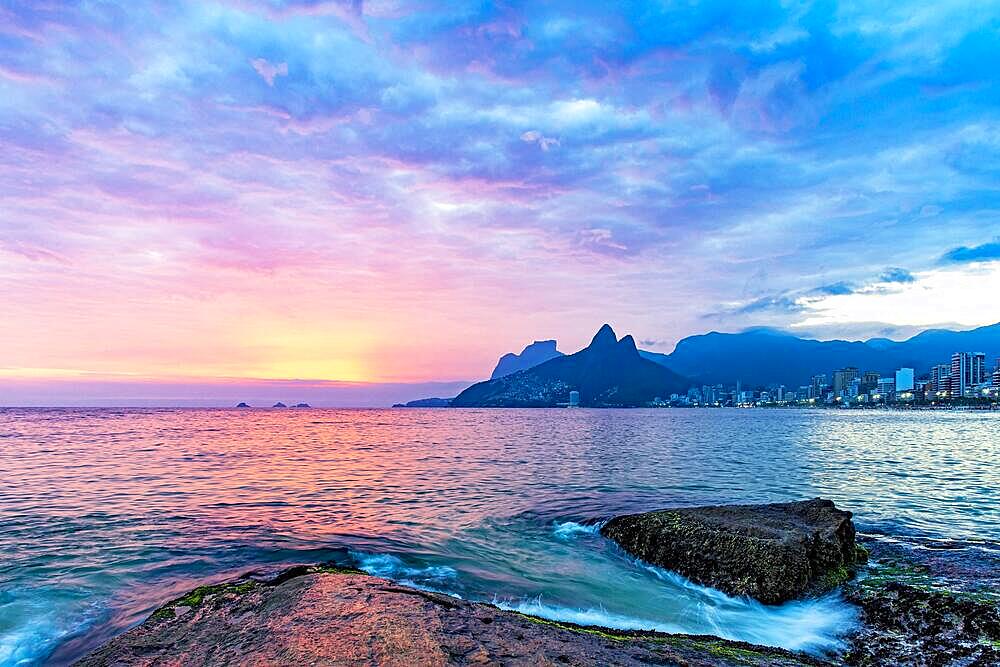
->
[[490, 340, 564, 379], [639, 322, 1000, 387], [453, 324, 690, 407]]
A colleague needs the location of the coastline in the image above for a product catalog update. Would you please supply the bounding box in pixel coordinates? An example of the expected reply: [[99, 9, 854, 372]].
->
[[73, 501, 1000, 666], [73, 551, 1000, 666], [7, 408, 998, 666], [74, 565, 823, 667]]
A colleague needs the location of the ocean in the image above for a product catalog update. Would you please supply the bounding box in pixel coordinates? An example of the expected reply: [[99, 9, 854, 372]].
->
[[1, 407, 998, 665]]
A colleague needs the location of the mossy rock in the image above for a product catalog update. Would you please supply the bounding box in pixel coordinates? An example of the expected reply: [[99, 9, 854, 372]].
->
[[149, 563, 364, 619], [601, 498, 861, 604]]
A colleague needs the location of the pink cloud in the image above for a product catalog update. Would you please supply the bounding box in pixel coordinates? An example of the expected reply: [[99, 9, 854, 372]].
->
[[250, 58, 288, 86]]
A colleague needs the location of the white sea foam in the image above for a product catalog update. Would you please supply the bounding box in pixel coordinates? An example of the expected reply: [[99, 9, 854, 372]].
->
[[552, 520, 603, 540], [497, 592, 855, 654], [353, 552, 458, 583], [0, 588, 98, 667]]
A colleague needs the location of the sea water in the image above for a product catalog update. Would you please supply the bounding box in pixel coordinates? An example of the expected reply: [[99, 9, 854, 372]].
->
[[1, 407, 998, 665]]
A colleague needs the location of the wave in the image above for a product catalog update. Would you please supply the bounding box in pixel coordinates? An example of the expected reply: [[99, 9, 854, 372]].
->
[[496, 590, 856, 655], [349, 548, 856, 655], [351, 552, 460, 594], [552, 520, 604, 540], [0, 587, 100, 667]]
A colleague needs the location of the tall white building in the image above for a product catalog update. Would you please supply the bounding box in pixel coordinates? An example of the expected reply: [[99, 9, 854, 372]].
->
[[895, 368, 914, 392], [951, 352, 988, 397], [951, 352, 971, 397]]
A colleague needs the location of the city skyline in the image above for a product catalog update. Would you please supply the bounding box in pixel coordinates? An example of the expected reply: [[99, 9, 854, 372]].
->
[[2, 1, 1000, 396]]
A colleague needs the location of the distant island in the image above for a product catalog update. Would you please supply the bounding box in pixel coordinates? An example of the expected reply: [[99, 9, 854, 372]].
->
[[451, 324, 689, 407], [391, 397, 453, 408]]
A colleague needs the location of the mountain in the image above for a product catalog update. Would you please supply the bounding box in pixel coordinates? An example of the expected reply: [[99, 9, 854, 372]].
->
[[888, 323, 1000, 369], [392, 397, 453, 408], [490, 340, 564, 379], [639, 322, 1000, 388], [453, 324, 690, 407]]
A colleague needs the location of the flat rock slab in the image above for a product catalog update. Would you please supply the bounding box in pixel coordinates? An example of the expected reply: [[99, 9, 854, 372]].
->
[[76, 567, 819, 666], [601, 498, 861, 604]]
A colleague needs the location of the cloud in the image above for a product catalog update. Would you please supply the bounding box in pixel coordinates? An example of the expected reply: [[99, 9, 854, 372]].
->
[[3, 0, 1000, 383], [879, 267, 915, 283], [250, 58, 288, 86], [706, 294, 805, 318], [520, 130, 560, 151], [793, 263, 1000, 331], [941, 238, 1000, 264], [811, 282, 855, 296]]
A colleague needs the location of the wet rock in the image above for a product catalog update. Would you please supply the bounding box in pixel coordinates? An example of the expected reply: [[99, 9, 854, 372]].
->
[[601, 498, 862, 604], [842, 561, 1000, 666], [76, 565, 820, 666]]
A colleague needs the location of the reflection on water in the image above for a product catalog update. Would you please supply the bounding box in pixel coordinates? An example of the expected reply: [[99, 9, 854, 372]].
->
[[1, 407, 998, 664]]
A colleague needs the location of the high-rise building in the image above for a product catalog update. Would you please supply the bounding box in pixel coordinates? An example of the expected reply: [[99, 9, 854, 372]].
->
[[993, 367, 1000, 390], [847, 377, 861, 399], [929, 364, 951, 393], [972, 352, 986, 385], [951, 352, 969, 397], [833, 367, 859, 396], [876, 377, 895, 397], [951, 352, 986, 397], [861, 371, 880, 393], [895, 368, 914, 393], [810, 374, 826, 399]]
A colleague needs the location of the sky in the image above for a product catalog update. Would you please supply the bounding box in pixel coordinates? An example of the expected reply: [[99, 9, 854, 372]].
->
[[2, 0, 1000, 403]]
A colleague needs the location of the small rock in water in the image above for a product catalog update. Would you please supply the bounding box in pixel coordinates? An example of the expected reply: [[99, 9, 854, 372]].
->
[[235, 402, 251, 408], [272, 402, 287, 408], [601, 498, 863, 604]]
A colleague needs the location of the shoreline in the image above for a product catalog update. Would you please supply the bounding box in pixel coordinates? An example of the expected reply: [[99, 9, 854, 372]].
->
[[70, 508, 1000, 666], [70, 551, 1000, 666], [73, 564, 825, 667]]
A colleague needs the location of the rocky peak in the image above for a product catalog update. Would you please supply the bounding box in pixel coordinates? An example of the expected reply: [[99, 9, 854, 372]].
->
[[616, 334, 638, 355], [589, 324, 618, 349]]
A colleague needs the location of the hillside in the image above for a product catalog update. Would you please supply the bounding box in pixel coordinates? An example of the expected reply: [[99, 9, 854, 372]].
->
[[453, 325, 690, 407]]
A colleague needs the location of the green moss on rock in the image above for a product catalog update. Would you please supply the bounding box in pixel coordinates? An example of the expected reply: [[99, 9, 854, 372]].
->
[[601, 498, 861, 604], [150, 563, 364, 620]]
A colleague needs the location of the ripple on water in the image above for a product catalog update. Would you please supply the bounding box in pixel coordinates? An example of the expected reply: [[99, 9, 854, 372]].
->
[[0, 407, 997, 663]]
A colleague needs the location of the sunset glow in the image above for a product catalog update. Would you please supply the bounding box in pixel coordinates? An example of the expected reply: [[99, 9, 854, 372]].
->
[[2, 1, 999, 395]]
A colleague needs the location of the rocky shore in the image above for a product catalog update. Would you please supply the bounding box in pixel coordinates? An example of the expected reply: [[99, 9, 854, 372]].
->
[[841, 549, 1000, 666], [601, 498, 1000, 666], [77, 499, 1000, 666], [77, 565, 819, 666]]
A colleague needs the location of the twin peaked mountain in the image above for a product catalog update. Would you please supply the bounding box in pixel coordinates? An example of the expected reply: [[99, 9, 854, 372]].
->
[[452, 324, 689, 407]]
